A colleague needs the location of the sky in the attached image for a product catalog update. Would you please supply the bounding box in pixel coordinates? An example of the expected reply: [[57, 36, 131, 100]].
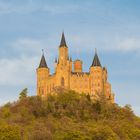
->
[[0, 0, 140, 115]]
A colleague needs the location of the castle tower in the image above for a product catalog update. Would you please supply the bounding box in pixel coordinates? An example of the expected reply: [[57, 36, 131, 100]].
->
[[55, 32, 71, 88], [36, 53, 49, 96], [58, 32, 68, 65], [74, 60, 83, 72], [90, 49, 103, 98]]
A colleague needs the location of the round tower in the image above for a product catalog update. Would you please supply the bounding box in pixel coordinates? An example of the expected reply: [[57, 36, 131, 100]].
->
[[37, 53, 49, 97], [74, 59, 83, 72], [90, 49, 103, 97]]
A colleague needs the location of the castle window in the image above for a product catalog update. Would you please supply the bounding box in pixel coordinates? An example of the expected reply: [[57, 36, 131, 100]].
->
[[42, 89, 44, 95], [61, 77, 65, 86], [39, 88, 41, 94]]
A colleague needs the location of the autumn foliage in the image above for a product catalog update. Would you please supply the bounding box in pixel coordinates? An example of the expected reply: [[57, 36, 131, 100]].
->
[[0, 90, 140, 140]]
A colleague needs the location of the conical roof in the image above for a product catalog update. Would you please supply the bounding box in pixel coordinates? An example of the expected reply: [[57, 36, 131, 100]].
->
[[91, 50, 101, 67], [38, 54, 48, 68], [59, 32, 67, 47]]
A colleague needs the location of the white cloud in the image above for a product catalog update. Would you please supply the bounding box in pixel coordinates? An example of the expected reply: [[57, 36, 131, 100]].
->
[[10, 37, 58, 57], [11, 38, 46, 55], [42, 5, 79, 15], [0, 56, 38, 86], [0, 37, 57, 86], [68, 34, 140, 53], [117, 38, 140, 51], [0, 1, 79, 15], [68, 35, 96, 53], [103, 37, 140, 52]]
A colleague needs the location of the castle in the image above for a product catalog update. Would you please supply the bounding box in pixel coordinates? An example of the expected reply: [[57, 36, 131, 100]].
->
[[36, 33, 114, 102]]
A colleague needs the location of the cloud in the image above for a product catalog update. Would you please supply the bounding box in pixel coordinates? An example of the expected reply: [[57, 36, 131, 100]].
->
[[68, 34, 140, 53], [0, 56, 38, 86], [10, 37, 58, 57], [68, 34, 96, 53], [0, 37, 58, 86], [0, 1, 79, 15], [105, 37, 140, 53], [42, 5, 79, 15], [11, 38, 46, 56], [117, 38, 140, 51]]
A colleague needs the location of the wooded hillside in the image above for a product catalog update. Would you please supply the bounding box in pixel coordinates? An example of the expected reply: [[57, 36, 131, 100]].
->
[[0, 90, 140, 140]]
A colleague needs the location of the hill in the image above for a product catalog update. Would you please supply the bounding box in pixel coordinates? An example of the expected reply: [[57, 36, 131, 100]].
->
[[0, 90, 140, 140]]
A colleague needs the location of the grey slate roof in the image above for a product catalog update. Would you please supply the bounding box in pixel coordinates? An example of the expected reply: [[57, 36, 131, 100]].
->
[[39, 54, 48, 68], [91, 51, 102, 67], [59, 32, 67, 47]]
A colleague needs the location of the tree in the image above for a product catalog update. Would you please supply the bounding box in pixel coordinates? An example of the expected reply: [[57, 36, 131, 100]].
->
[[19, 88, 28, 100], [0, 90, 140, 139], [91, 126, 119, 140], [28, 122, 53, 140], [0, 125, 21, 140]]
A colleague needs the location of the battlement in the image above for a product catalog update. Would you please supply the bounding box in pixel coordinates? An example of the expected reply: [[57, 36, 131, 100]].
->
[[71, 72, 89, 77]]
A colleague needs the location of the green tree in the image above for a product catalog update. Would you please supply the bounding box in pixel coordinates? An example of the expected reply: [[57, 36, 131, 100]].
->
[[0, 125, 21, 140], [19, 88, 28, 100], [0, 90, 140, 139], [91, 126, 119, 140], [28, 122, 53, 140]]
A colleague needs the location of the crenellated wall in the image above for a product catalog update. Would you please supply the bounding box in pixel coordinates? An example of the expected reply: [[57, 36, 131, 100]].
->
[[70, 72, 90, 94]]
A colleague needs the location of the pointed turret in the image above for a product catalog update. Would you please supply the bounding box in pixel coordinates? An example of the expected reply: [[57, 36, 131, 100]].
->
[[38, 54, 48, 68], [59, 32, 67, 47], [58, 32, 69, 64], [37, 51, 49, 96], [91, 49, 101, 67]]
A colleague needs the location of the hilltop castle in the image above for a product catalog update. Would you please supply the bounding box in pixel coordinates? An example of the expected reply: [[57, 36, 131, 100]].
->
[[36, 33, 114, 102]]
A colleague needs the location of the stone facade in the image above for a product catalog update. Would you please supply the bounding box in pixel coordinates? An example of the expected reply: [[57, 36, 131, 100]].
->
[[36, 33, 114, 103]]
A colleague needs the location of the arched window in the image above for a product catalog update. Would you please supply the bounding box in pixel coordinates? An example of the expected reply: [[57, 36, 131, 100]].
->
[[61, 77, 65, 86], [39, 88, 41, 94], [42, 89, 44, 95]]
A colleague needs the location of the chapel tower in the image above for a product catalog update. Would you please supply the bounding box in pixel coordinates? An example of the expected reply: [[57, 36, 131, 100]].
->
[[55, 32, 72, 88]]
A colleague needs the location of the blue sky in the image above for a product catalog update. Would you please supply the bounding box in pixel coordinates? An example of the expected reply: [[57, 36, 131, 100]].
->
[[0, 0, 140, 115]]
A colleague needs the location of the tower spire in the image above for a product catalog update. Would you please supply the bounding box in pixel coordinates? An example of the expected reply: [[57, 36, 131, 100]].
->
[[42, 49, 44, 54], [91, 49, 101, 67], [95, 48, 97, 54], [59, 32, 67, 47], [38, 51, 48, 68]]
